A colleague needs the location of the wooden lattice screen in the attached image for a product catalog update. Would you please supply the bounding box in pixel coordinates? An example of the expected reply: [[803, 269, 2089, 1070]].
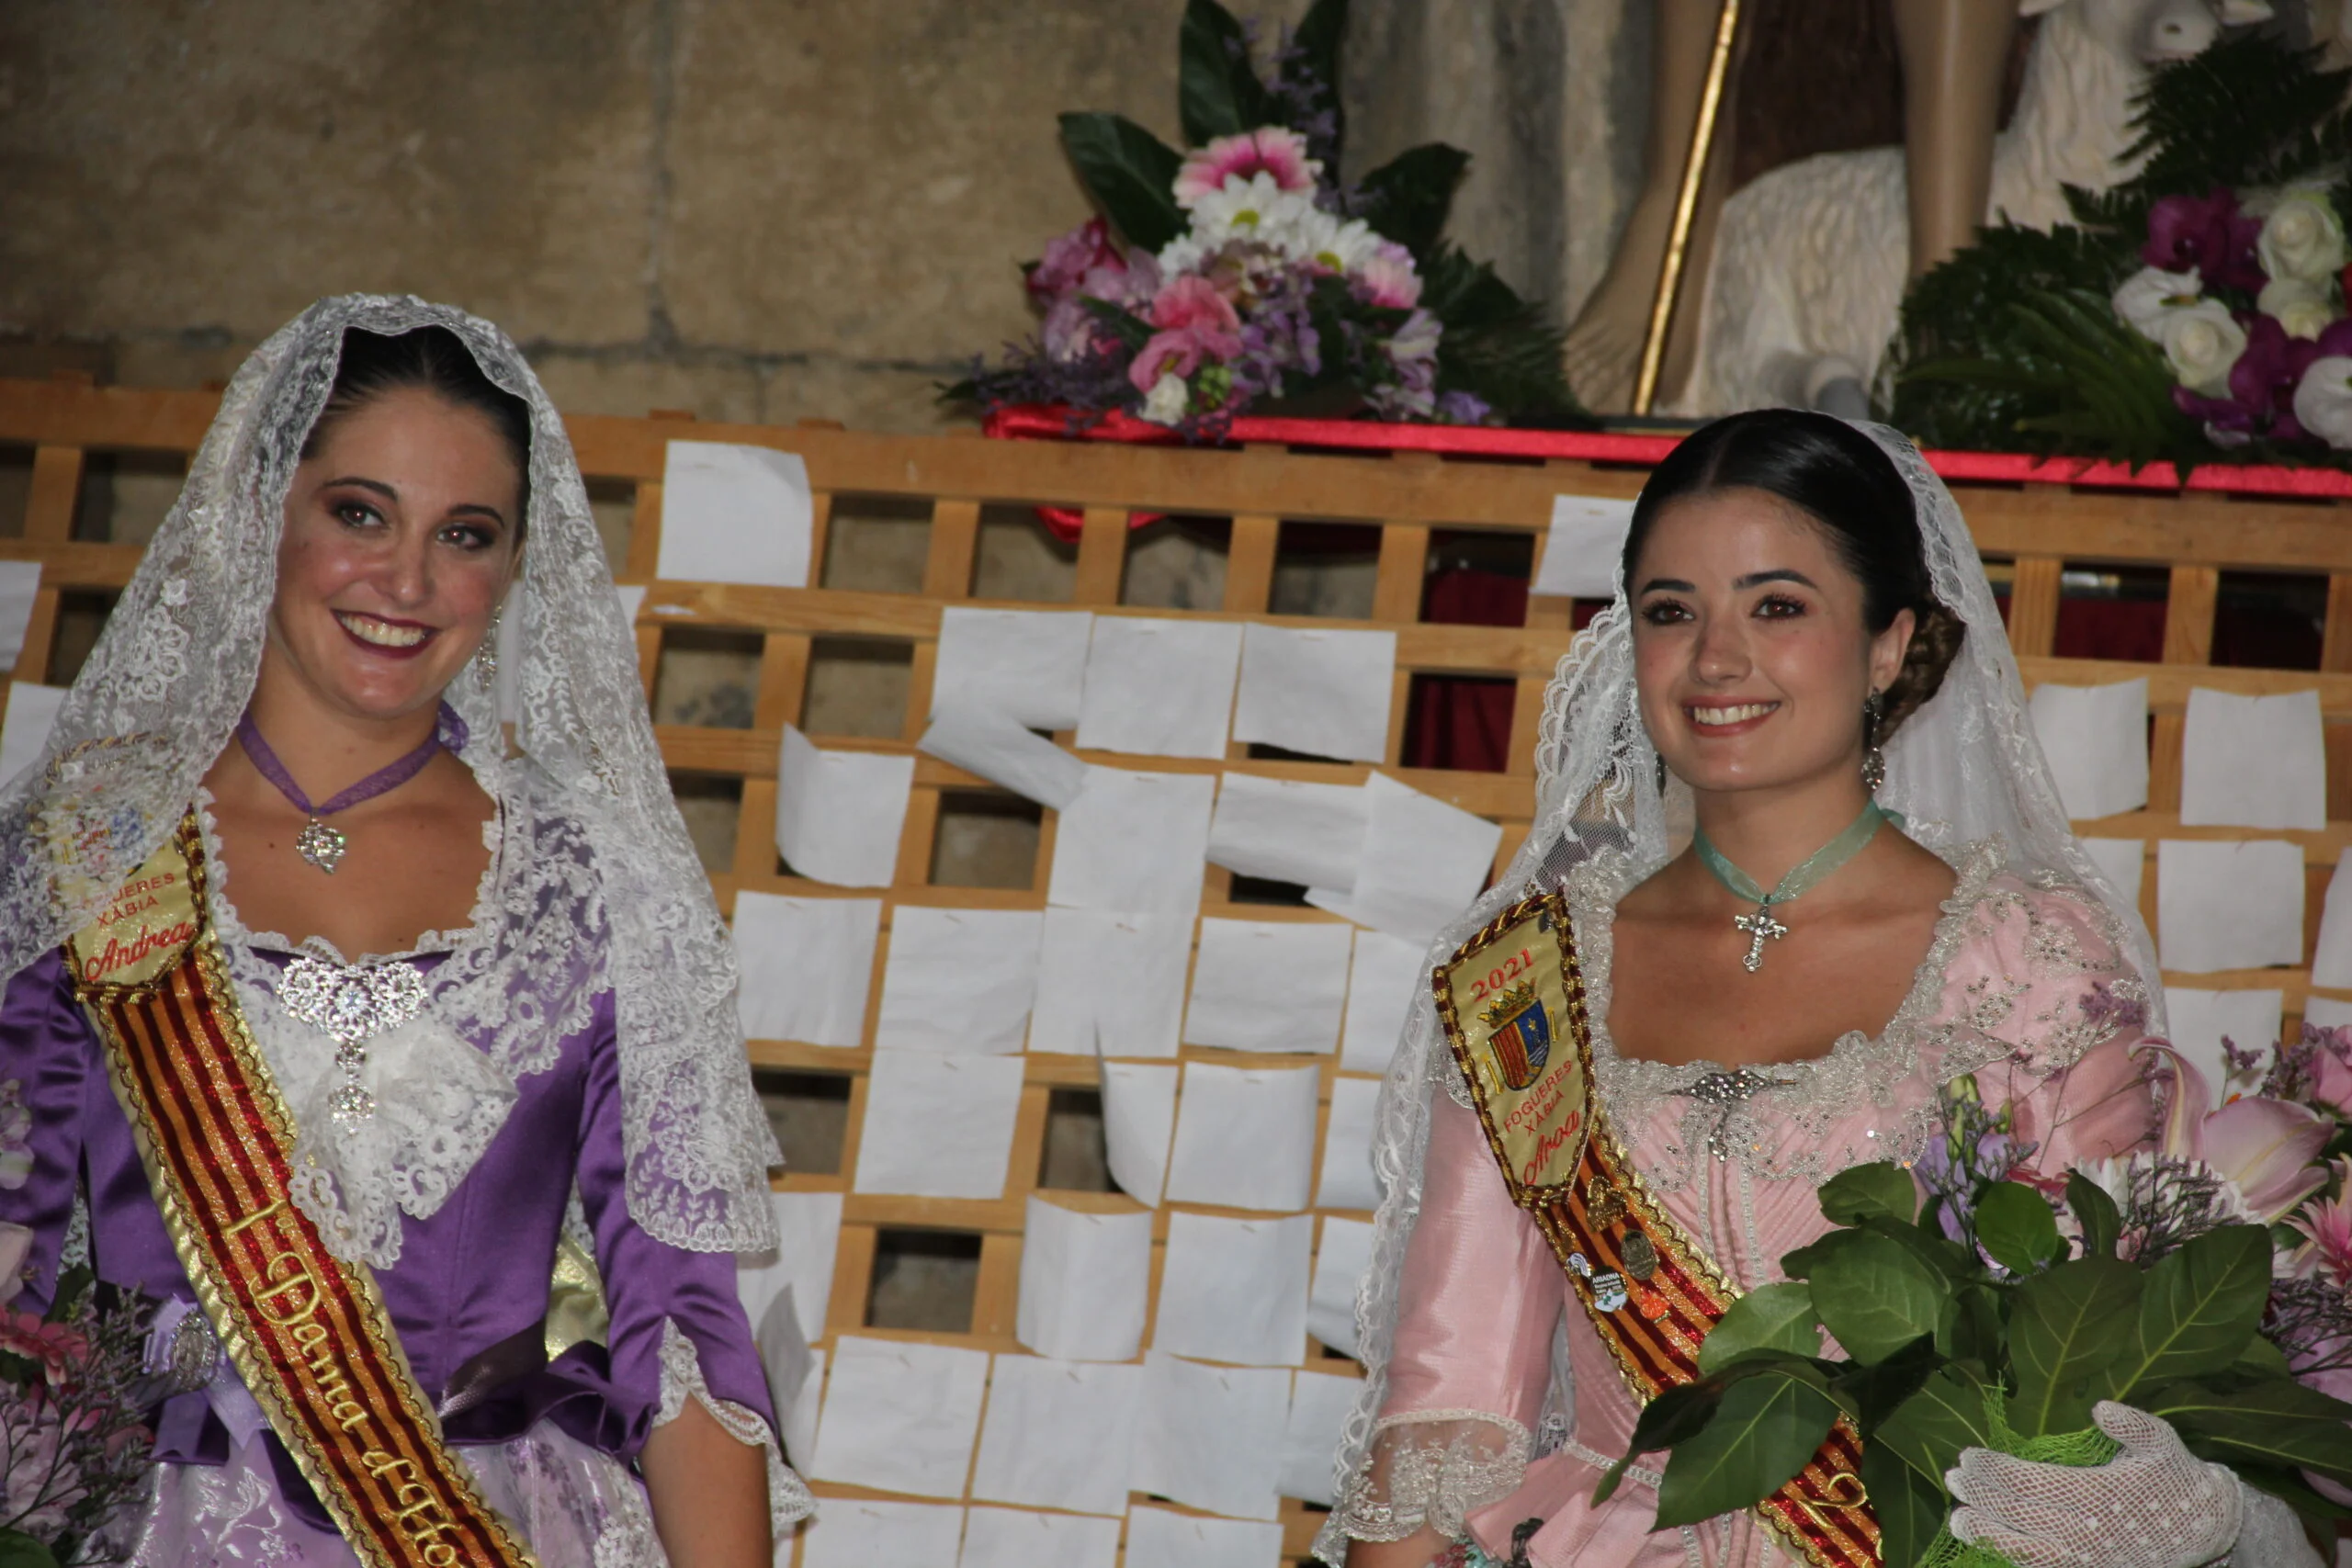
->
[[5, 370, 2351, 1565]]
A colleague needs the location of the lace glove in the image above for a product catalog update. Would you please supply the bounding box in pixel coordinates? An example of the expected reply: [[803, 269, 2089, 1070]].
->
[[1944, 1403, 2241, 1568], [2223, 1479, 2324, 1568]]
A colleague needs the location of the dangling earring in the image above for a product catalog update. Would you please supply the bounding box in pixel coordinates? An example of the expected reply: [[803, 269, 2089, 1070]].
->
[[1861, 690, 1887, 794], [475, 602, 504, 692]]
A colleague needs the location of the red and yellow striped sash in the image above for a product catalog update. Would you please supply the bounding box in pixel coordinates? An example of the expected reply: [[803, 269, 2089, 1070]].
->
[[69, 818, 537, 1568], [1433, 890, 1878, 1568]]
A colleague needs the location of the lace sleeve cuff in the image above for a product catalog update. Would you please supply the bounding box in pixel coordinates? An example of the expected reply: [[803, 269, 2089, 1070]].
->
[[1330, 1412, 1532, 1543], [655, 1318, 818, 1544]]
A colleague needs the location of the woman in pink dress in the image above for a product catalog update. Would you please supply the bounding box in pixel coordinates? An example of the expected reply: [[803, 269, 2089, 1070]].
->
[[1320, 412, 2320, 1568]]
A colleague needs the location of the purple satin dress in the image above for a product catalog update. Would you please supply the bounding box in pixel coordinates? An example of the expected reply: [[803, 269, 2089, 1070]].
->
[[0, 940, 781, 1563]]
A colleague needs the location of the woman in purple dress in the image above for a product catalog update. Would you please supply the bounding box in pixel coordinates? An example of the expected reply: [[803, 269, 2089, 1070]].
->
[[0, 297, 808, 1564]]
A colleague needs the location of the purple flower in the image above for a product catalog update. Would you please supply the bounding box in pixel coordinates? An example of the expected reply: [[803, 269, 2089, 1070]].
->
[[2173, 383, 2261, 443], [2080, 980, 2149, 1035], [2145, 187, 2267, 294], [1027, 219, 1125, 305], [2229, 312, 2323, 434], [1435, 390, 1492, 425]]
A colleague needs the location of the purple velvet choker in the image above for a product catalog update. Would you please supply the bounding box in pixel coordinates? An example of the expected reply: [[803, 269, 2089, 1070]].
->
[[233, 703, 469, 874]]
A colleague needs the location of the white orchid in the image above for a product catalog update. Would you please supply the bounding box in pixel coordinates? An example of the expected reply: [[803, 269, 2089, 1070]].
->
[[2112, 265, 2205, 339], [2154, 300, 2248, 394], [2293, 355, 2352, 449], [2257, 190, 2350, 285], [2258, 276, 2337, 341]]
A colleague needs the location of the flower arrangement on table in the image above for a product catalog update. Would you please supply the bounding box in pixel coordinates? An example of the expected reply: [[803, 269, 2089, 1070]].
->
[[950, 0, 1584, 436], [0, 1249, 159, 1567], [1600, 1033, 2352, 1567], [1891, 33, 2352, 471]]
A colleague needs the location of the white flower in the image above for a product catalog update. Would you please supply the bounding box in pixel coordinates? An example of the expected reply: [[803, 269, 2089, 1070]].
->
[[1186, 172, 1320, 251], [1156, 232, 1212, 277], [1315, 216, 1385, 276], [2293, 355, 2352, 448], [2111, 265, 2205, 339], [1138, 370, 1190, 427], [2257, 191, 2349, 285], [2154, 300, 2247, 395], [2259, 276, 2339, 340]]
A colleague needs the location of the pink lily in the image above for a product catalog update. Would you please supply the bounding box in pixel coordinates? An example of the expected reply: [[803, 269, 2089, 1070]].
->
[[2140, 1042, 2331, 1221]]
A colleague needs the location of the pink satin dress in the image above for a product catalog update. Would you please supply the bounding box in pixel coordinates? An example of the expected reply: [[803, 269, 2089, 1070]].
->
[[1343, 841, 2157, 1568]]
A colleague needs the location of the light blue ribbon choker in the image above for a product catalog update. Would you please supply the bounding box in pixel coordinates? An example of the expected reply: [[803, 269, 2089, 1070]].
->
[[1692, 803, 1890, 973]]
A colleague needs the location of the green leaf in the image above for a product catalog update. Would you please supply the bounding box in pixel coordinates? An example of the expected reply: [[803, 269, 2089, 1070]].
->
[[1076, 297, 1152, 353], [1860, 1438, 1948, 1568], [1819, 1162, 1919, 1227], [1698, 1282, 1822, 1374], [1857, 1215, 1978, 1283], [2065, 1169, 2121, 1260], [45, 1263, 92, 1322], [1875, 1365, 1995, 1490], [1057, 114, 1187, 254], [0, 1532, 58, 1568], [2232, 1334, 2294, 1379], [1832, 1333, 1945, 1434], [1415, 242, 1585, 425], [1935, 1282, 2005, 1367], [1351, 143, 1469, 262], [1807, 1233, 1949, 1364], [2145, 1377, 2352, 1485], [1177, 0, 1274, 145], [2098, 1224, 2271, 1403], [1976, 1181, 2064, 1275], [1593, 1379, 1723, 1506], [1654, 1370, 1841, 1529], [2010, 1257, 2142, 1437]]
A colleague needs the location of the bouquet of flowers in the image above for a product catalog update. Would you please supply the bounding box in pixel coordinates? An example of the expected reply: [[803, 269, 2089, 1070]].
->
[[1891, 32, 2352, 471], [951, 0, 1583, 435], [1600, 1041, 2352, 1567], [0, 1247, 158, 1567]]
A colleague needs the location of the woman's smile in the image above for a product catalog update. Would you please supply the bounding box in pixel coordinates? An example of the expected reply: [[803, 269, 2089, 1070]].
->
[[1685, 699, 1781, 734], [333, 610, 438, 657]]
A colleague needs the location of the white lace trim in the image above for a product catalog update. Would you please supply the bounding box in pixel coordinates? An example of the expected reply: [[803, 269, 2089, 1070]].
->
[[1315, 423, 2167, 1568], [656, 1317, 818, 1542], [0, 295, 779, 1257], [1331, 1410, 1531, 1543], [198, 784, 590, 1269], [1559, 837, 1996, 1193], [1565, 1438, 1660, 1492]]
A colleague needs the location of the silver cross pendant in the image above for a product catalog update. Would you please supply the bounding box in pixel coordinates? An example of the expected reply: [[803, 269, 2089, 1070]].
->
[[1734, 905, 1788, 973]]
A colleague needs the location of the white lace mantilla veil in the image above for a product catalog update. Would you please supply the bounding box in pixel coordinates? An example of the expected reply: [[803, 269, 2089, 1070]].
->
[[0, 294, 779, 1256], [1311, 421, 2164, 1562]]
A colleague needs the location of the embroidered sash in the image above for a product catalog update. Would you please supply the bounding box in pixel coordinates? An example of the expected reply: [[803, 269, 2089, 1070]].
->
[[68, 817, 538, 1568], [1432, 890, 1879, 1568]]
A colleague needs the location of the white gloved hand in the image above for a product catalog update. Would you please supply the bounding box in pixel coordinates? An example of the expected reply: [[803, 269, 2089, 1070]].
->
[[2225, 1480, 2325, 1567], [1944, 1403, 2241, 1568]]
